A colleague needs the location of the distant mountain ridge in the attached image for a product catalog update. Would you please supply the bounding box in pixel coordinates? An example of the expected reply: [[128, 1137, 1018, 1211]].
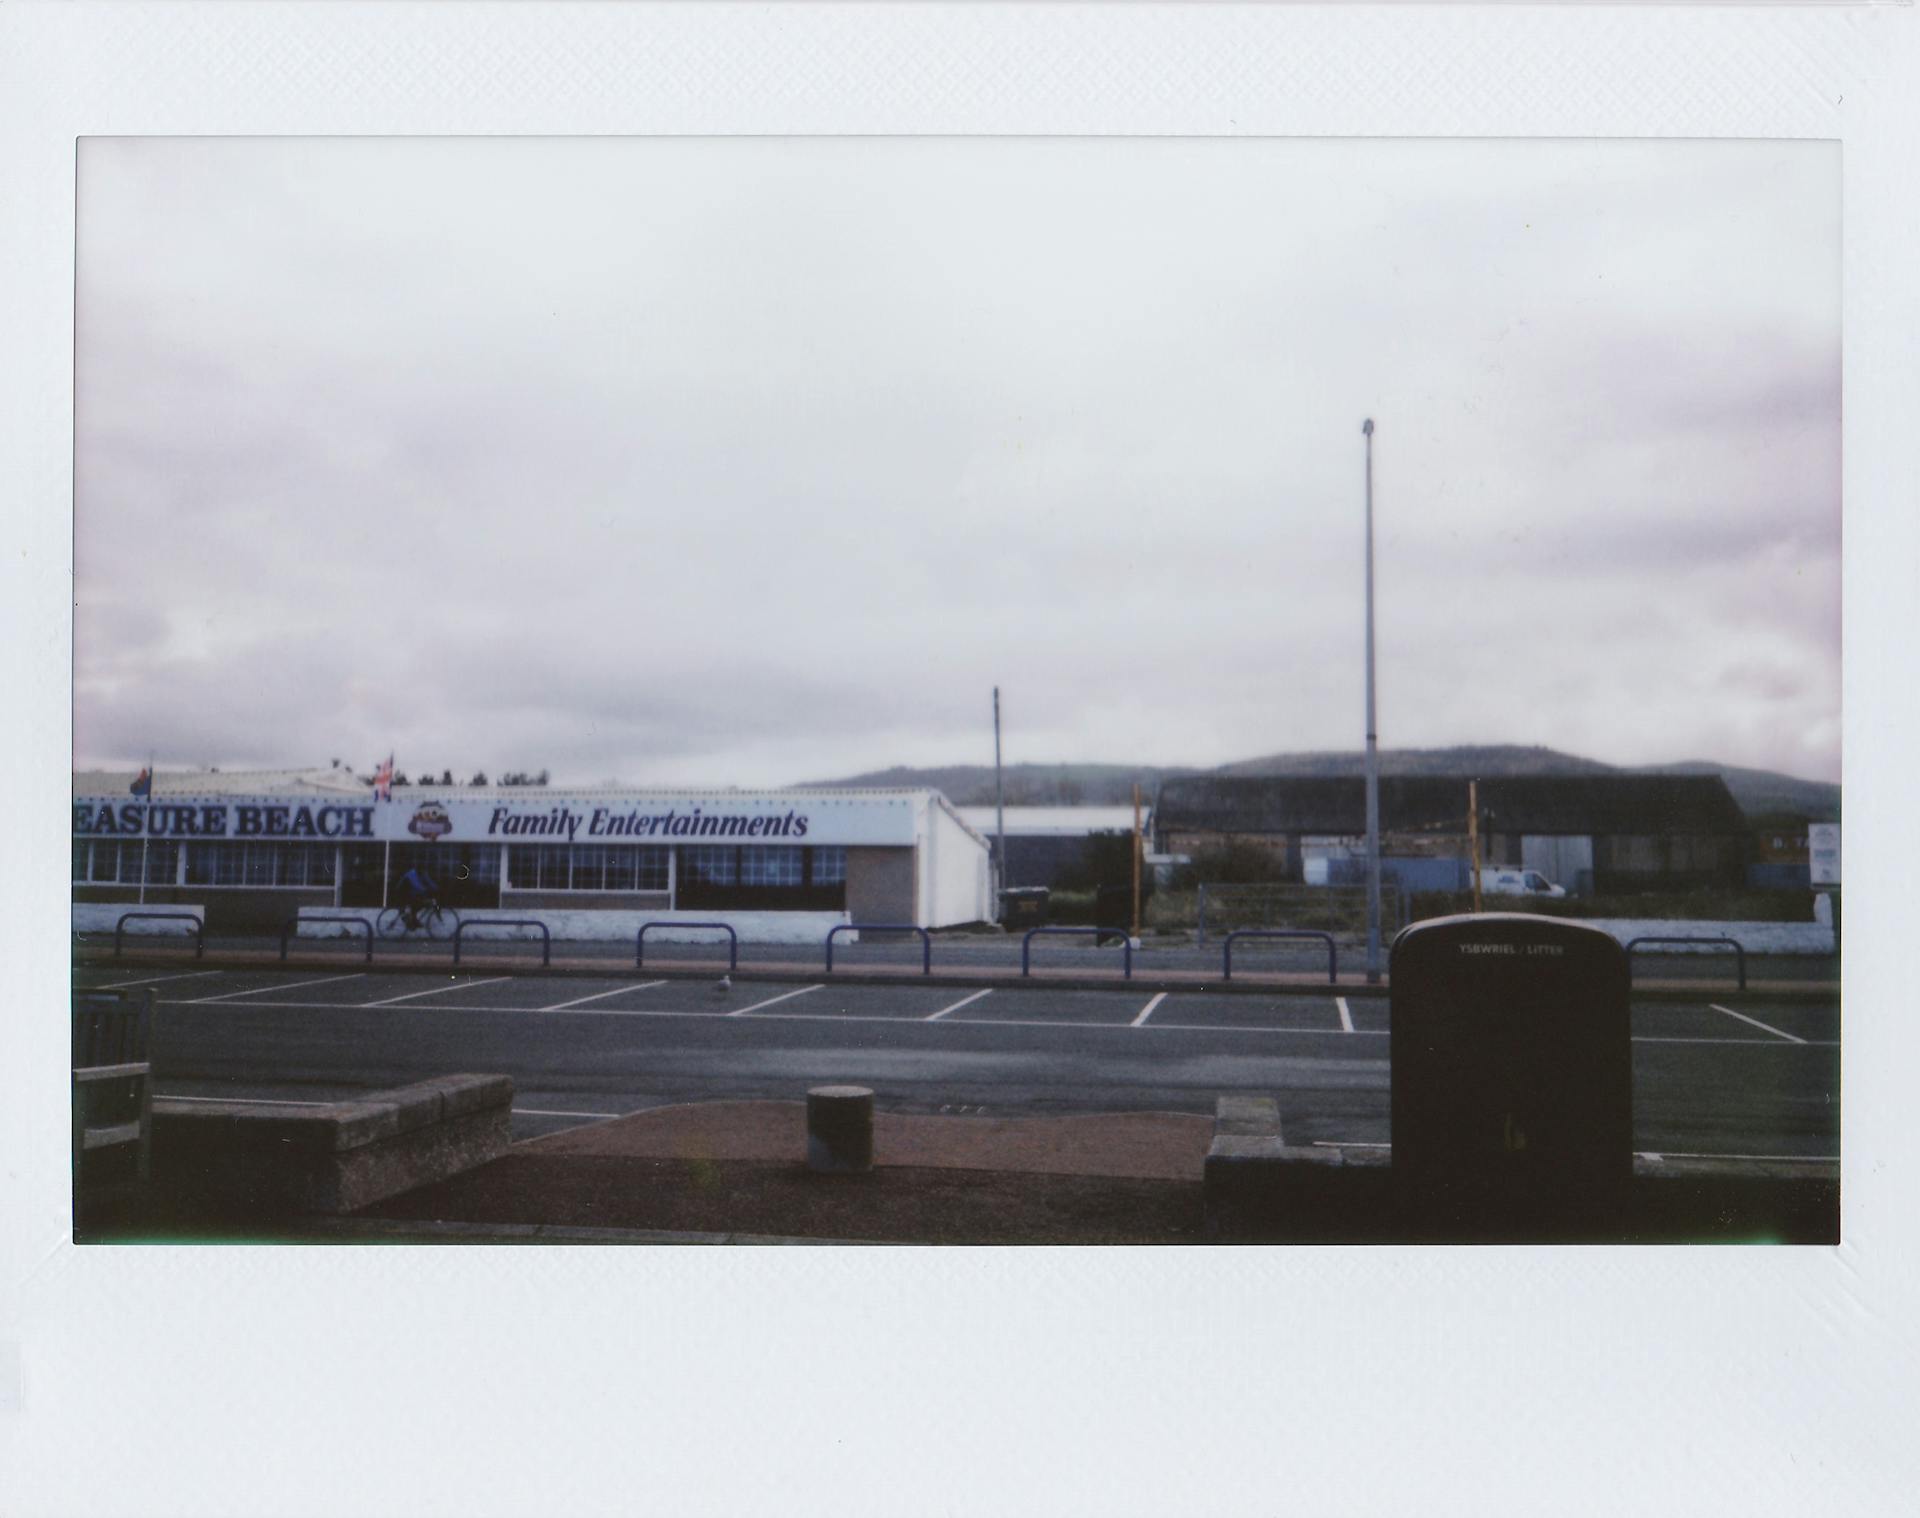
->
[[801, 745, 1840, 820]]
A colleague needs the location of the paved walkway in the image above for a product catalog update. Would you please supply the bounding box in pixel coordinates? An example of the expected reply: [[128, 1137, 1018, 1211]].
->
[[350, 1101, 1216, 1244]]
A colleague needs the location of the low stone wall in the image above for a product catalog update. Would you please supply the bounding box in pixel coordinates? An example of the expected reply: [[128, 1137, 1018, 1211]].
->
[[1579, 918, 1836, 957], [151, 1074, 513, 1216], [1201, 1100, 1838, 1243], [295, 906, 849, 945]]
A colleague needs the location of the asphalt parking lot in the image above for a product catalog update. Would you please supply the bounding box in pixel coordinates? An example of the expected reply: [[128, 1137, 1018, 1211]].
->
[[77, 963, 1841, 1161]]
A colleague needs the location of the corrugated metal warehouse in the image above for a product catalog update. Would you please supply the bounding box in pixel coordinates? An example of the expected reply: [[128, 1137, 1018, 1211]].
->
[[1152, 773, 1750, 894]]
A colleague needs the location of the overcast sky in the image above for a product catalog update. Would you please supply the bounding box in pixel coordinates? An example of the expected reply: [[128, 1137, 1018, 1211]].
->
[[73, 137, 1839, 787]]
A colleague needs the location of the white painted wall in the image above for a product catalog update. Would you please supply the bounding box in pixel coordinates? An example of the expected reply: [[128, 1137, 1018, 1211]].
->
[[1579, 918, 1836, 956], [922, 798, 993, 927], [295, 905, 848, 945], [73, 903, 204, 935]]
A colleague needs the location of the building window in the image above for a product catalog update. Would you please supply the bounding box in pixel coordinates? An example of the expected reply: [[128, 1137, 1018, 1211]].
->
[[508, 844, 668, 893], [570, 846, 606, 891], [73, 841, 90, 881], [604, 847, 669, 891], [89, 842, 123, 883], [681, 846, 738, 886], [741, 846, 804, 887], [812, 847, 847, 885], [186, 843, 248, 886]]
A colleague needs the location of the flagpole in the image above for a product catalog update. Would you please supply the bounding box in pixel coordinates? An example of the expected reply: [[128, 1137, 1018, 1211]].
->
[[379, 750, 393, 909], [137, 754, 153, 906]]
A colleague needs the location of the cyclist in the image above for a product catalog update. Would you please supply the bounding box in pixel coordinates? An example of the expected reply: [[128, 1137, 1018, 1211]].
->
[[396, 864, 440, 932]]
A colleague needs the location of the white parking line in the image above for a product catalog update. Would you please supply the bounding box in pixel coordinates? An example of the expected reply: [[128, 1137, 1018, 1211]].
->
[[1131, 993, 1167, 1028], [926, 988, 993, 1021], [1635, 1036, 1836, 1047], [1336, 996, 1355, 1034], [1708, 1003, 1806, 1044], [157, 1093, 329, 1106], [161, 1092, 629, 1122], [539, 981, 667, 1012], [144, 992, 1833, 1047], [728, 984, 824, 1017], [361, 977, 512, 1006], [188, 973, 366, 1003], [1639, 1150, 1838, 1164], [88, 970, 224, 990]]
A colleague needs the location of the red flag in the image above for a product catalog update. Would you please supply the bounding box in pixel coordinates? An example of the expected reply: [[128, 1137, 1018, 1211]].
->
[[129, 767, 152, 797]]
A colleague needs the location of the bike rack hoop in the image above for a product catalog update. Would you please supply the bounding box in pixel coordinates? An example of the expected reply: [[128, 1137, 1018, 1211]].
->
[[112, 912, 204, 959], [637, 921, 738, 970], [825, 923, 931, 976], [1625, 935, 1746, 992], [279, 916, 374, 964], [452, 918, 552, 967], [1222, 929, 1338, 985], [1021, 925, 1132, 981]]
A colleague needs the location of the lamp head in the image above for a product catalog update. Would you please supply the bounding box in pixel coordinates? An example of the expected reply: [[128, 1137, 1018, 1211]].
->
[[1362, 418, 1374, 436]]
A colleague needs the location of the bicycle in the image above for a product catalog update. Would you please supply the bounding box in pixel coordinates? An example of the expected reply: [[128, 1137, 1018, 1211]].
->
[[376, 899, 460, 941]]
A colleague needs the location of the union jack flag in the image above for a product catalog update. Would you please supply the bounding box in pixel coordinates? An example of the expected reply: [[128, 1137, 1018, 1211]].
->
[[372, 754, 394, 802]]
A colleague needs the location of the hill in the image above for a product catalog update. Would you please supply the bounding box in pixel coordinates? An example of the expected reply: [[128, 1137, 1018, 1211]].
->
[[802, 745, 1840, 820]]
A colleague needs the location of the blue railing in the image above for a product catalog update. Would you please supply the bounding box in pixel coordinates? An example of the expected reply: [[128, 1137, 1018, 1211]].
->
[[636, 921, 738, 971], [1223, 929, 1337, 984], [1022, 926, 1132, 981], [825, 923, 931, 976], [112, 912, 204, 959], [1625, 935, 1746, 992], [279, 916, 374, 964], [452, 918, 552, 967]]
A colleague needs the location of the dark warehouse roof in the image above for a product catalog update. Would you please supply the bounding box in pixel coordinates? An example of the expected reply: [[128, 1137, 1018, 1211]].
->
[[1153, 773, 1748, 837]]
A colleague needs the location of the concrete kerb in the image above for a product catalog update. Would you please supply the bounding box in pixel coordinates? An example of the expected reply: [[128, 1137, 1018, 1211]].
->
[[73, 945, 1838, 1002]]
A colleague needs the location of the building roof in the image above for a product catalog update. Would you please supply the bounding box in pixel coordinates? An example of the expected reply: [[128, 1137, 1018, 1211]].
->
[[1153, 773, 1748, 837], [72, 767, 960, 807], [956, 806, 1148, 838]]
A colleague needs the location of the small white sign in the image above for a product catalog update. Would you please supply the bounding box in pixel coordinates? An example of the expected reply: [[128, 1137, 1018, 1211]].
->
[[1808, 822, 1841, 886]]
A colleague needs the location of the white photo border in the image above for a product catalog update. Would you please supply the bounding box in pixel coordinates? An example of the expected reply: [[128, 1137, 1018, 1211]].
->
[[5, 3, 1914, 1513]]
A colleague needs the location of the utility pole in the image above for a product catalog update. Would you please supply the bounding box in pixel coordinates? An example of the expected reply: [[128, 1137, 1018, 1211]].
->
[[1131, 782, 1143, 942], [993, 686, 1007, 917], [1468, 778, 1483, 914], [1362, 418, 1383, 983]]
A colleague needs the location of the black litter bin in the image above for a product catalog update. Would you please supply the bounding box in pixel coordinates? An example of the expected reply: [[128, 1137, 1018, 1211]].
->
[[999, 887, 1050, 930], [1390, 913, 1631, 1234], [1093, 884, 1134, 946]]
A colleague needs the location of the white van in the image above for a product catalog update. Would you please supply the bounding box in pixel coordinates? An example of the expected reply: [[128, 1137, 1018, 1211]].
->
[[1481, 867, 1567, 898]]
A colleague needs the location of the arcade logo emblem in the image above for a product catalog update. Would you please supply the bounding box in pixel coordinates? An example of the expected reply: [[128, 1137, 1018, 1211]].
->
[[407, 802, 453, 841]]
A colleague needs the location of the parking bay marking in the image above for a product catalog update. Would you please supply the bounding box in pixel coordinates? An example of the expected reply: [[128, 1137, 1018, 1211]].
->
[[361, 976, 513, 1006], [1131, 993, 1167, 1028], [727, 984, 824, 1017], [1336, 997, 1355, 1034], [925, 988, 993, 1021], [538, 980, 666, 1012], [89, 969, 224, 990], [1707, 1003, 1806, 1045], [188, 972, 367, 1003], [147, 994, 1830, 1045]]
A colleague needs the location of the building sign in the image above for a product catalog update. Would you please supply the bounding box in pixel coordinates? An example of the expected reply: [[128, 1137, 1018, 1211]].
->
[[1808, 823, 1841, 886], [73, 792, 922, 847]]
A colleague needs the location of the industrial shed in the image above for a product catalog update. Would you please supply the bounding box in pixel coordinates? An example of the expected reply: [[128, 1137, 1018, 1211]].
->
[[1152, 773, 1750, 894]]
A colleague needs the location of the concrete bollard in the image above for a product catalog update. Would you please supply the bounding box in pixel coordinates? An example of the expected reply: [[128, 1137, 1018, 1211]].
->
[[807, 1086, 875, 1174]]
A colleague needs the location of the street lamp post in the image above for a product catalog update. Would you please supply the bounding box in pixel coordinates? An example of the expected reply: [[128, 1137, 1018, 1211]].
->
[[1362, 419, 1383, 984]]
